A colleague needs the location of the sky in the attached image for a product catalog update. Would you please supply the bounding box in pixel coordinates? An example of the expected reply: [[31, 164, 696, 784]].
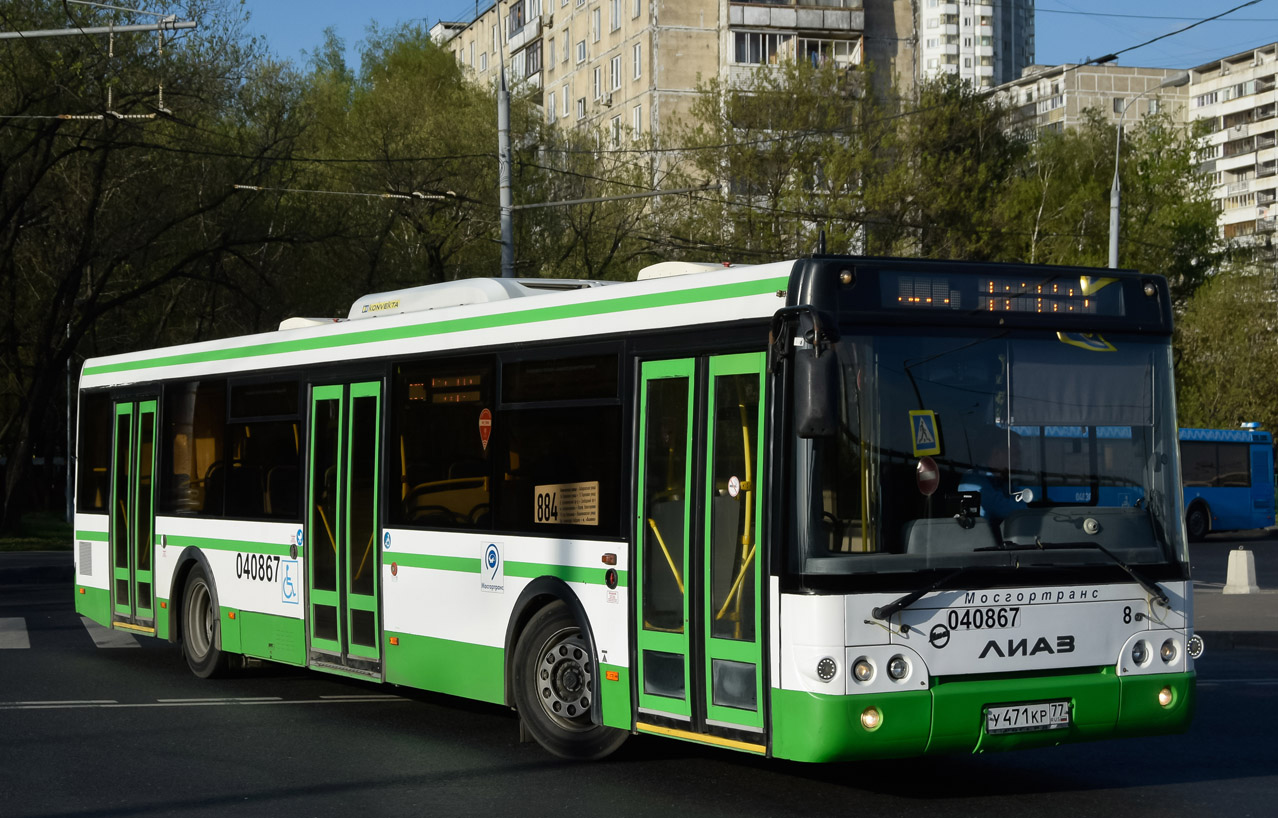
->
[[232, 1, 1278, 72]]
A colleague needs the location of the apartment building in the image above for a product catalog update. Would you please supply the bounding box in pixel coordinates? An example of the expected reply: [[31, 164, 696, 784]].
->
[[915, 0, 1034, 89], [1191, 44, 1278, 243], [994, 64, 1189, 135], [434, 1, 866, 139]]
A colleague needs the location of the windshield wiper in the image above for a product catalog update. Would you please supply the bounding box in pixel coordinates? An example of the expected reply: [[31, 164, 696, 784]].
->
[[872, 568, 969, 623], [978, 537, 1169, 606]]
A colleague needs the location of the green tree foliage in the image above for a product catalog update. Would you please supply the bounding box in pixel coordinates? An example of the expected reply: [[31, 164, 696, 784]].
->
[[998, 111, 1220, 303], [666, 60, 891, 260], [865, 73, 1023, 259], [0, 0, 316, 530], [1174, 268, 1278, 432]]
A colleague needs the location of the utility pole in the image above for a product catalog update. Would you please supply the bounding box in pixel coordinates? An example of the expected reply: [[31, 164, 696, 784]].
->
[[496, 2, 515, 278]]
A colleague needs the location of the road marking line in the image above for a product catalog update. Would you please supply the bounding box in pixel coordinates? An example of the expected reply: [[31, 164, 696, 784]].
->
[[81, 616, 141, 648], [156, 697, 282, 703], [1197, 678, 1278, 686], [0, 618, 31, 649]]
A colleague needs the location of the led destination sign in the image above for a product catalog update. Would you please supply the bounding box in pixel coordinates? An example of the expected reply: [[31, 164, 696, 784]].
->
[[881, 272, 1126, 317]]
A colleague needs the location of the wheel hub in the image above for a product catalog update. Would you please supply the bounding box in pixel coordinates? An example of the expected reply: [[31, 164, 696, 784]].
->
[[538, 633, 594, 724]]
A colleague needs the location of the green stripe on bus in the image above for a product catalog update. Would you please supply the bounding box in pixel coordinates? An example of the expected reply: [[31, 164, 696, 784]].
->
[[75, 530, 109, 542], [165, 535, 295, 557], [506, 561, 628, 587], [386, 553, 480, 573], [384, 552, 627, 586], [82, 277, 787, 377]]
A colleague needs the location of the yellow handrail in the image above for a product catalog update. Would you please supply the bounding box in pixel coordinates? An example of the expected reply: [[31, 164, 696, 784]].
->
[[715, 544, 756, 622], [646, 517, 684, 594]]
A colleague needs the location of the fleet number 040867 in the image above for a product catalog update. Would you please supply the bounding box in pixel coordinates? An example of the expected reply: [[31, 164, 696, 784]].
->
[[948, 606, 1021, 630]]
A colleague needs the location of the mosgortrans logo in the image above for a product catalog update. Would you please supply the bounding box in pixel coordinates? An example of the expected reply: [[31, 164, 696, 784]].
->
[[481, 542, 504, 593]]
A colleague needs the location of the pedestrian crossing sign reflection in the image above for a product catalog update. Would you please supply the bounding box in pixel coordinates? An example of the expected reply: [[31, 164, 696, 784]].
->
[[910, 410, 941, 457]]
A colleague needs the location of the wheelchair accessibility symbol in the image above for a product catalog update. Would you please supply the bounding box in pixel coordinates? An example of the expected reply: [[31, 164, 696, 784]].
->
[[384, 531, 392, 550], [281, 559, 299, 604]]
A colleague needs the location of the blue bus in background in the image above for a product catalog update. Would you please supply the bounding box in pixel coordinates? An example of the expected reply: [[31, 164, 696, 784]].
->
[[1179, 424, 1275, 540]]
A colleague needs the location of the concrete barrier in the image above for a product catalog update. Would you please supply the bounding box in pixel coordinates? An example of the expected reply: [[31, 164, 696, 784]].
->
[[1223, 547, 1261, 594]]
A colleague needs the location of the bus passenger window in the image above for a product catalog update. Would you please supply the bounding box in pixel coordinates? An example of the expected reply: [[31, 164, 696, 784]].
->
[[75, 392, 113, 513], [391, 358, 494, 529], [160, 380, 226, 516]]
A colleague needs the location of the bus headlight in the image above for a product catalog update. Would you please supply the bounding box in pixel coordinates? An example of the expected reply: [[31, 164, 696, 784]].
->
[[1188, 634, 1205, 659], [1158, 687, 1174, 707], [1131, 640, 1150, 666], [887, 655, 910, 681], [852, 657, 874, 683], [1160, 639, 1178, 664], [860, 706, 882, 731]]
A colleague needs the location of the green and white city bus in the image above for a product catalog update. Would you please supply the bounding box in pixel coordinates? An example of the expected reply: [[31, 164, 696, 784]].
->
[[72, 255, 1198, 761]]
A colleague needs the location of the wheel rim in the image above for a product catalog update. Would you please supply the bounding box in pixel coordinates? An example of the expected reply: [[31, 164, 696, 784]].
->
[[534, 626, 594, 731], [185, 579, 213, 660], [1188, 510, 1206, 538]]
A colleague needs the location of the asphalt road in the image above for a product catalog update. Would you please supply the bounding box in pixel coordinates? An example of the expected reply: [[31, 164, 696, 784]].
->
[[2, 574, 1276, 818]]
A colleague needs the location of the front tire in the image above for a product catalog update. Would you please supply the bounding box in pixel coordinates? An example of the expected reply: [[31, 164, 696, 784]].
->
[[1186, 505, 1210, 542], [181, 564, 228, 678], [512, 601, 627, 760]]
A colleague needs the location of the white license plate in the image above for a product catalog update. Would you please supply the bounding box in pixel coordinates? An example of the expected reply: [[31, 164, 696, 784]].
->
[[985, 700, 1070, 734]]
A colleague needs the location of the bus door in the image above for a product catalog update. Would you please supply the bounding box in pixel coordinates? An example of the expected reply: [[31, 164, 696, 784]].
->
[[635, 353, 767, 745], [1251, 444, 1274, 524], [109, 398, 158, 632], [306, 382, 384, 676]]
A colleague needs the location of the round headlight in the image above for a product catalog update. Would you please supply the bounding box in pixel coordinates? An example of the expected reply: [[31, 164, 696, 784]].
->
[[1158, 686, 1174, 707], [853, 657, 874, 683], [887, 655, 909, 681], [1160, 639, 1178, 664], [1131, 640, 1150, 666], [860, 706, 882, 730]]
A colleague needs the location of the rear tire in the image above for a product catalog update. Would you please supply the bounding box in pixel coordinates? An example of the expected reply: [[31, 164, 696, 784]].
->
[[1186, 505, 1210, 542], [512, 601, 627, 760], [181, 565, 228, 679]]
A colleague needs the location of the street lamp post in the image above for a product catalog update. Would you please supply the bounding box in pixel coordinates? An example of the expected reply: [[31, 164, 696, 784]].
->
[[1108, 71, 1190, 269]]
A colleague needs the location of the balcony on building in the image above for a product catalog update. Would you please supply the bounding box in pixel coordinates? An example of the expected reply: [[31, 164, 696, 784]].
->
[[730, 1, 865, 32]]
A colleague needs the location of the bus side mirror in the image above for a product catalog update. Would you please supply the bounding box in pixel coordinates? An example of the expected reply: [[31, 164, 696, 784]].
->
[[795, 314, 839, 439]]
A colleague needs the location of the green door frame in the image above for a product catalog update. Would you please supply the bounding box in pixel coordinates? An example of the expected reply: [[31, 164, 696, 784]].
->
[[306, 381, 383, 670], [110, 399, 157, 627], [635, 354, 767, 734], [702, 353, 766, 731], [635, 359, 695, 719]]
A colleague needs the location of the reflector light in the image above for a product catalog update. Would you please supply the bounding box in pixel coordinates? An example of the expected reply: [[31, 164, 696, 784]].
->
[[389, 636, 399, 646], [606, 670, 620, 681], [602, 553, 617, 565], [228, 612, 235, 620]]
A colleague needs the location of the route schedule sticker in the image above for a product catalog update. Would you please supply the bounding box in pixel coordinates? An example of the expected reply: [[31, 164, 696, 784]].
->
[[533, 481, 600, 526]]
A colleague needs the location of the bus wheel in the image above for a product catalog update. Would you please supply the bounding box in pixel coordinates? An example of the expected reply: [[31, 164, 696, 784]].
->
[[512, 601, 627, 760], [1186, 505, 1210, 542], [181, 565, 227, 679]]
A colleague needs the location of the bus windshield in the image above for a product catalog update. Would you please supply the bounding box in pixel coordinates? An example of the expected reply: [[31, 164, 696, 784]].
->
[[797, 327, 1186, 576]]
